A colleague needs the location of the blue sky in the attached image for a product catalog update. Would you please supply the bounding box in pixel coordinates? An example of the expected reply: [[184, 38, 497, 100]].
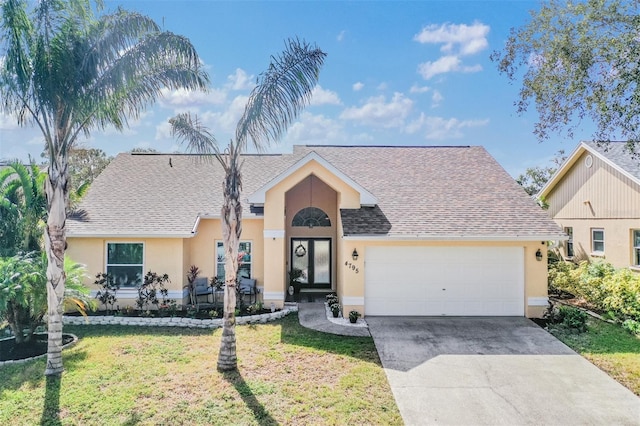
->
[[0, 1, 593, 177]]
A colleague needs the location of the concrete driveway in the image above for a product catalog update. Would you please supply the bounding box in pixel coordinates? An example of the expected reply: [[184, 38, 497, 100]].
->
[[367, 317, 640, 426]]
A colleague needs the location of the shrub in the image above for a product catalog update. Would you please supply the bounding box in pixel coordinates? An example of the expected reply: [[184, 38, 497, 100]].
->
[[622, 319, 640, 335], [548, 260, 578, 295], [135, 271, 172, 311], [602, 269, 640, 321], [94, 272, 119, 313], [545, 304, 587, 332], [575, 261, 615, 308]]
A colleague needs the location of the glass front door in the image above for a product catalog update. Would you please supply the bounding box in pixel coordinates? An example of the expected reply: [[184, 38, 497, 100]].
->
[[291, 238, 331, 288]]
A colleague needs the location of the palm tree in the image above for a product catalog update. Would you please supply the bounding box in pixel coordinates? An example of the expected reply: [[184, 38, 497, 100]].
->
[[170, 38, 326, 371], [0, 159, 47, 256], [0, 0, 208, 376]]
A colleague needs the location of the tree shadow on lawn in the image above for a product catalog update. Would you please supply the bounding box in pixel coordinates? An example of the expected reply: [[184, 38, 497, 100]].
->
[[278, 314, 382, 364], [40, 375, 62, 426], [0, 349, 87, 394], [222, 370, 278, 426]]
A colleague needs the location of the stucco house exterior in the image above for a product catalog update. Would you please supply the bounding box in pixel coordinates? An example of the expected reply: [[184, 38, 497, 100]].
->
[[539, 141, 640, 270], [66, 145, 564, 318]]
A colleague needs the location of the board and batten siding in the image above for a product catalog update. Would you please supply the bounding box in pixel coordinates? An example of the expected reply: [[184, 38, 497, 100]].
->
[[547, 151, 640, 220]]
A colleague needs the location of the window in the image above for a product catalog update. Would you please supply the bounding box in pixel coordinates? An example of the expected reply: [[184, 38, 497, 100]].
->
[[564, 227, 574, 258], [633, 230, 640, 267], [591, 229, 605, 254], [106, 243, 143, 287], [216, 241, 252, 282], [291, 207, 331, 228]]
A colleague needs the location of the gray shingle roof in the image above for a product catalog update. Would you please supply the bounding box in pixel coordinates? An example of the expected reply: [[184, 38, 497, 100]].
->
[[67, 145, 564, 239], [584, 141, 640, 181]]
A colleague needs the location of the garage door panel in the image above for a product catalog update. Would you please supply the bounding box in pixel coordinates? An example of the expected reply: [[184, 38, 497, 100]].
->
[[365, 246, 524, 316]]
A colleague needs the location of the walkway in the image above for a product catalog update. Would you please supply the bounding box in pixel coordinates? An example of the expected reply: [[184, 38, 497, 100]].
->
[[297, 302, 370, 337]]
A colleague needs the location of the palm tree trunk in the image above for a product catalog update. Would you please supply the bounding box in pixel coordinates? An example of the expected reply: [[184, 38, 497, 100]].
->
[[43, 157, 68, 376], [217, 160, 242, 372]]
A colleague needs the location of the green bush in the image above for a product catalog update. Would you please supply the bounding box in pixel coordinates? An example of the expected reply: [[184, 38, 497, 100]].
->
[[575, 261, 615, 308], [548, 259, 640, 322], [603, 269, 640, 320], [548, 260, 578, 294], [546, 305, 587, 332], [622, 319, 640, 335]]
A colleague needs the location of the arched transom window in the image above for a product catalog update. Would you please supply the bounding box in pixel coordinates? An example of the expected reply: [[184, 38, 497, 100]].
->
[[292, 207, 331, 228]]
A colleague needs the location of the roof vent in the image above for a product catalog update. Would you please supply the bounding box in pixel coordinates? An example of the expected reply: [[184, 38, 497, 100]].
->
[[585, 154, 593, 168]]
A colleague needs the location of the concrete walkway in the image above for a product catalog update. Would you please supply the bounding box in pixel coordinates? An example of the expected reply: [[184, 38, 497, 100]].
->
[[368, 317, 640, 426], [297, 302, 370, 337]]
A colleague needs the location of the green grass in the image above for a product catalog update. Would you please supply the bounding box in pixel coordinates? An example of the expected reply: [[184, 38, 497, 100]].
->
[[550, 318, 640, 396], [0, 314, 401, 425]]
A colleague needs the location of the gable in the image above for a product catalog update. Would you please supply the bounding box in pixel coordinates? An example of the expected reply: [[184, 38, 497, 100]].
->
[[542, 144, 640, 219], [248, 152, 377, 208]]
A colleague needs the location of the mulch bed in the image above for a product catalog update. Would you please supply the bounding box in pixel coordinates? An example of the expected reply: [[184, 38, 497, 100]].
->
[[0, 333, 74, 362]]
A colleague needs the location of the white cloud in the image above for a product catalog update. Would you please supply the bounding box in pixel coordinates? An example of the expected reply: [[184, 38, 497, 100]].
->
[[337, 30, 346, 42], [431, 90, 444, 107], [226, 68, 254, 91], [0, 112, 19, 130], [414, 21, 488, 80], [155, 121, 173, 140], [405, 113, 488, 139], [377, 82, 388, 91], [410, 84, 431, 94], [352, 82, 364, 91], [200, 94, 249, 136], [159, 87, 226, 108], [413, 22, 490, 56], [310, 85, 342, 106], [417, 55, 482, 80], [340, 92, 413, 128], [283, 112, 346, 146]]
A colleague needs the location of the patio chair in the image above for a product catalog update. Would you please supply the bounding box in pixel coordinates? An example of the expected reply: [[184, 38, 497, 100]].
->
[[239, 278, 257, 304], [193, 277, 211, 304]]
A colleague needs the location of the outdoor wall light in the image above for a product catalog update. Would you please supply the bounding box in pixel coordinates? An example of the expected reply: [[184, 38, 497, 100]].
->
[[535, 249, 543, 261], [352, 249, 359, 261]]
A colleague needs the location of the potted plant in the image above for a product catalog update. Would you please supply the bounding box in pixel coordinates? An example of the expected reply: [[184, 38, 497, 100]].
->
[[288, 268, 304, 296], [349, 310, 361, 324], [330, 303, 340, 318]]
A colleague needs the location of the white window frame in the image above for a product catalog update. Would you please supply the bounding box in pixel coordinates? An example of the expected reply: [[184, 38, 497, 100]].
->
[[564, 227, 574, 259], [591, 228, 605, 255], [215, 240, 252, 282], [105, 241, 144, 289], [632, 230, 640, 268]]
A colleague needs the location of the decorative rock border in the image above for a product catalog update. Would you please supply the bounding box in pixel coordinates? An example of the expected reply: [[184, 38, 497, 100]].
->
[[61, 305, 298, 329], [0, 333, 79, 367]]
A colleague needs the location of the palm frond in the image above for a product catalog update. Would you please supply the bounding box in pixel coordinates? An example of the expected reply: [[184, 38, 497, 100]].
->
[[235, 38, 326, 150], [169, 112, 223, 167]]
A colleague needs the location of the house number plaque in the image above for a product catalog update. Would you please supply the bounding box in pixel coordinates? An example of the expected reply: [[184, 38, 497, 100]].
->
[[344, 261, 359, 274]]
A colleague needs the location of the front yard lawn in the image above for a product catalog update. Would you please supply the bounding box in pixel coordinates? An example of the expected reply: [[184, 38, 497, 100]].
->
[[550, 317, 640, 396], [0, 314, 401, 425]]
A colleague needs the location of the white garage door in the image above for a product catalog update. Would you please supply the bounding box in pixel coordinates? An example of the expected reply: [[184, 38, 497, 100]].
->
[[365, 246, 524, 316]]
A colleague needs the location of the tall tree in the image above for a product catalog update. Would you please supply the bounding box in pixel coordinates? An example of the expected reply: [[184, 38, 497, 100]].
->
[[516, 150, 566, 196], [0, 0, 208, 375], [170, 38, 326, 371], [492, 0, 640, 150]]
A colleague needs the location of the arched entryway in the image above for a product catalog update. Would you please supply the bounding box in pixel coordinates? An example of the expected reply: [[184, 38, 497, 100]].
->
[[285, 175, 337, 291]]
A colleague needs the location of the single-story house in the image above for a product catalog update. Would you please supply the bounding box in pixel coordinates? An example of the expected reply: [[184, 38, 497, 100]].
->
[[66, 145, 564, 318], [539, 141, 640, 270]]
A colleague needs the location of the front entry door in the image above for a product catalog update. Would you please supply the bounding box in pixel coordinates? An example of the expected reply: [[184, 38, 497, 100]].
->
[[291, 238, 331, 288]]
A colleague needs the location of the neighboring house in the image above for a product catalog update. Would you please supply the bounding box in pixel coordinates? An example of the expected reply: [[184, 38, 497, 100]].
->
[[66, 145, 564, 318], [539, 141, 640, 270]]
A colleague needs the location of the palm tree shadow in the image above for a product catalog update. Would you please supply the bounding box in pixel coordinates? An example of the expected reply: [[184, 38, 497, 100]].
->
[[40, 375, 62, 426], [221, 370, 278, 426]]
